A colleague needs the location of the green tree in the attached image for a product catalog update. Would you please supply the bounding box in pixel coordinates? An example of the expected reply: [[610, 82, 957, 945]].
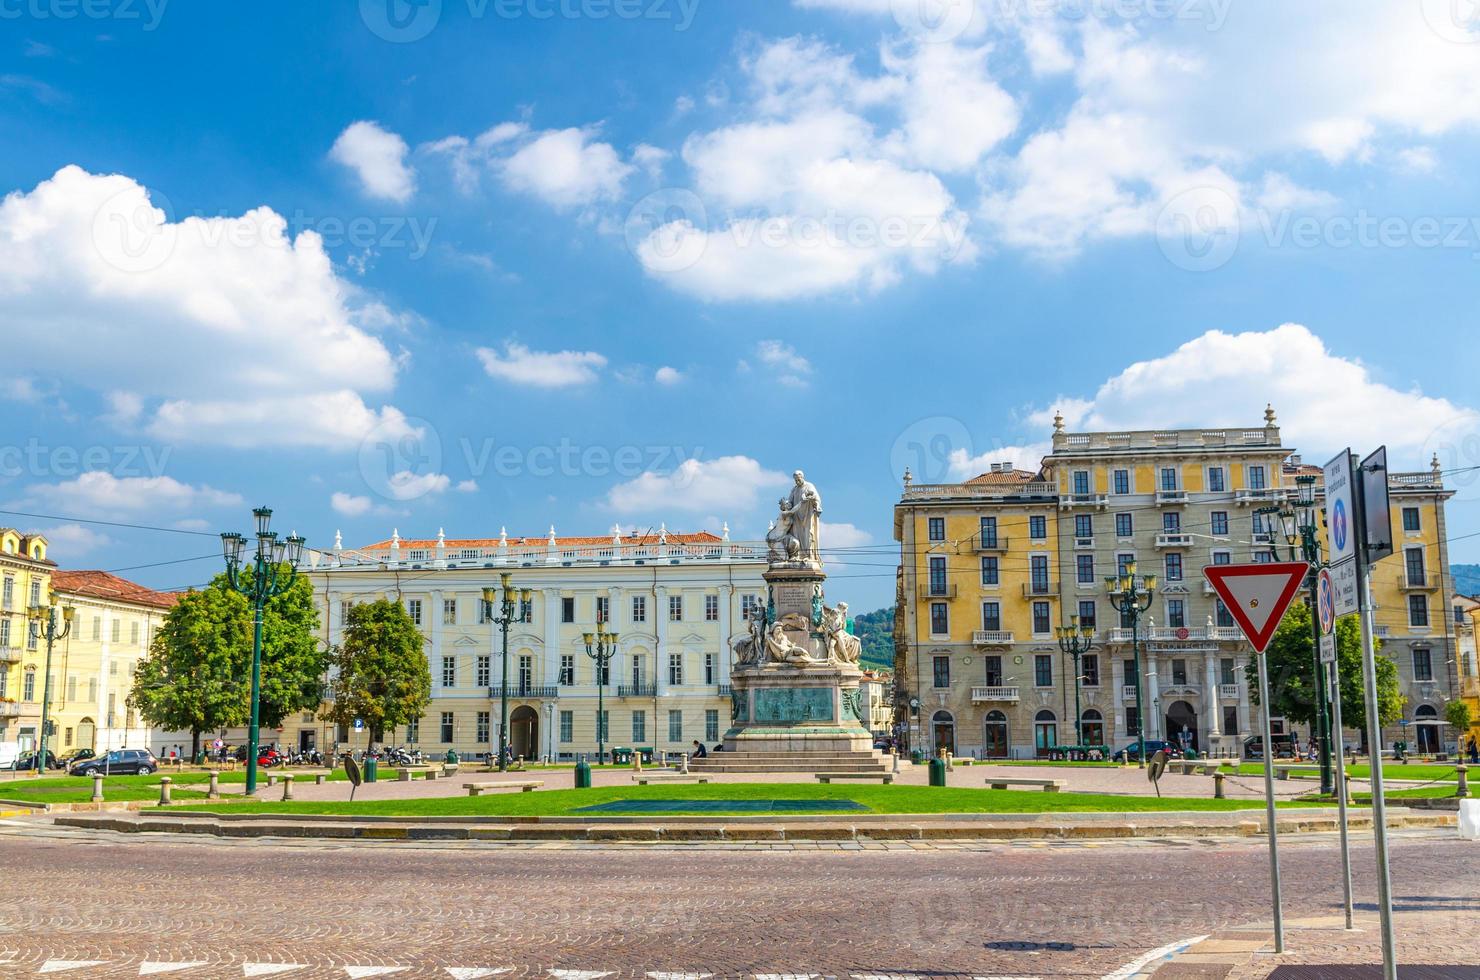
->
[[852, 606, 896, 671], [250, 571, 327, 729], [1247, 601, 1404, 737], [128, 586, 250, 759], [325, 599, 431, 745], [1445, 698, 1474, 744]]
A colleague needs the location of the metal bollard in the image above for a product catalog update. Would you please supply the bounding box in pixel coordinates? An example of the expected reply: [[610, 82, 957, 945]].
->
[[1458, 763, 1470, 799], [1214, 771, 1226, 800], [91, 773, 105, 803], [281, 774, 294, 801], [158, 777, 172, 806], [208, 771, 220, 799]]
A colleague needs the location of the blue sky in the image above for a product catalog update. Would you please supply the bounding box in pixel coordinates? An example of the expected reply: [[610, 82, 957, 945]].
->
[[3, 0, 1480, 609]]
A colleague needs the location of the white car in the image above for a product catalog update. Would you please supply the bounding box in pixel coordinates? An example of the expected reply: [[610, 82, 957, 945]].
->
[[0, 742, 22, 770]]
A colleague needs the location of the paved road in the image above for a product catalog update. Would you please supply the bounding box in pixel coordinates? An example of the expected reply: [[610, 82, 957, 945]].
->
[[0, 822, 1475, 979]]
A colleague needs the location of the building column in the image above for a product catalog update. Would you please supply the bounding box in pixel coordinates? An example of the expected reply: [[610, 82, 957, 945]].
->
[[1144, 653, 1161, 741], [718, 584, 733, 686], [1204, 652, 1221, 748], [542, 589, 561, 688], [654, 586, 669, 697]]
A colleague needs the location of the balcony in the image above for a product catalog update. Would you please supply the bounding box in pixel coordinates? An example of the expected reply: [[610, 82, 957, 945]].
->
[[717, 685, 732, 697], [972, 630, 1014, 647], [0, 701, 20, 718], [488, 685, 559, 699], [1373, 625, 1392, 638], [0, 646, 21, 665], [970, 686, 1021, 703], [1155, 532, 1194, 549], [1235, 487, 1281, 506], [1074, 537, 1095, 550], [1155, 489, 1188, 505], [1022, 581, 1058, 598], [1399, 576, 1438, 592], [919, 583, 958, 599], [1061, 493, 1109, 510], [616, 684, 658, 698], [972, 537, 1009, 553], [1122, 685, 1139, 701], [1219, 683, 1240, 700]]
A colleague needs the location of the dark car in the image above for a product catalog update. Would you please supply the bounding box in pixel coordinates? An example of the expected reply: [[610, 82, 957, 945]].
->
[[69, 748, 158, 776], [56, 748, 95, 768], [1243, 735, 1298, 761], [14, 749, 60, 771], [1111, 739, 1184, 763]]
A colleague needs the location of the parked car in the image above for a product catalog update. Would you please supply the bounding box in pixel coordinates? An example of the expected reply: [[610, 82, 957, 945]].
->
[[14, 749, 60, 771], [56, 748, 95, 768], [0, 742, 19, 770], [1111, 739, 1184, 763], [1243, 735, 1298, 761], [69, 748, 159, 776]]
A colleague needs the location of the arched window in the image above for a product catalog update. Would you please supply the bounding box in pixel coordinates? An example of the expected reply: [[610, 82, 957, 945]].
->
[[931, 710, 955, 755], [1034, 709, 1057, 757], [1080, 708, 1105, 747], [1414, 704, 1437, 719], [983, 710, 1008, 758], [1414, 704, 1440, 753]]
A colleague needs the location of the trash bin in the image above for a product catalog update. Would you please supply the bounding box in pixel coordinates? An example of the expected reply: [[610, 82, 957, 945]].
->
[[911, 749, 924, 766], [574, 760, 592, 789], [364, 756, 378, 783], [194, 750, 206, 765], [638, 747, 655, 764], [612, 747, 632, 765], [446, 749, 459, 765], [928, 757, 947, 787]]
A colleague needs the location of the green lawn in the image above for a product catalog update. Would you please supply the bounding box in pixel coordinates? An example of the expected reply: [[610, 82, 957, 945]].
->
[[168, 782, 1331, 818], [1222, 762, 1461, 782]]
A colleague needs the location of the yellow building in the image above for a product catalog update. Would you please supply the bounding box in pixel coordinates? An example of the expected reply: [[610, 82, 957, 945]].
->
[[0, 529, 54, 752], [49, 570, 177, 756], [1456, 593, 1479, 754]]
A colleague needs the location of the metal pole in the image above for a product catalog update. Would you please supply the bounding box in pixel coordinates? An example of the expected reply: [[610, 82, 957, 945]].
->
[[498, 608, 510, 773], [1328, 654, 1355, 930], [1133, 618, 1147, 768], [1255, 649, 1285, 953], [596, 651, 606, 765], [36, 612, 56, 773], [1073, 649, 1083, 748], [1358, 569, 1398, 979], [1310, 566, 1333, 795], [246, 591, 264, 796]]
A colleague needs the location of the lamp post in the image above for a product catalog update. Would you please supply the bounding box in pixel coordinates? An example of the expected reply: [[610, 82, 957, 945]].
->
[[1106, 561, 1156, 768], [481, 573, 532, 772], [221, 507, 305, 796], [583, 622, 619, 764], [27, 593, 75, 772], [1056, 615, 1096, 752]]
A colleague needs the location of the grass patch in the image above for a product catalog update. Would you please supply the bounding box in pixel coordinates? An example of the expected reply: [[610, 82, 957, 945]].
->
[[169, 782, 1331, 819], [1223, 763, 1459, 782]]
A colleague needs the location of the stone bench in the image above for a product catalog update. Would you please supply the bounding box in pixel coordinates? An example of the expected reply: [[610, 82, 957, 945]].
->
[[632, 775, 710, 785], [463, 781, 543, 796], [395, 767, 437, 782], [815, 772, 893, 784], [1273, 764, 1320, 781], [985, 777, 1065, 792]]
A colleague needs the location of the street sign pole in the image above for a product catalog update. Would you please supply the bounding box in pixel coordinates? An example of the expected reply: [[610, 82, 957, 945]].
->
[[1254, 646, 1285, 953], [1317, 567, 1355, 931]]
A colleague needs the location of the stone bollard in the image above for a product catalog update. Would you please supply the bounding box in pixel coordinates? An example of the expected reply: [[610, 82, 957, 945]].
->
[[633, 752, 642, 774], [315, 774, 327, 785], [281, 774, 294, 801], [268, 774, 278, 787], [1213, 772, 1226, 800], [680, 753, 690, 775], [1457, 763, 1470, 799], [207, 771, 220, 800], [158, 777, 172, 806], [91, 773, 105, 803]]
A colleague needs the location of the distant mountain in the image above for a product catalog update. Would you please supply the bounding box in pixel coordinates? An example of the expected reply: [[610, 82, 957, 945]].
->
[[1455, 564, 1480, 597], [852, 606, 895, 671]]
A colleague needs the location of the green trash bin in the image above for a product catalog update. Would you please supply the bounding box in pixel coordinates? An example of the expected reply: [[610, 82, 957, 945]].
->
[[612, 747, 632, 765], [928, 757, 947, 787], [364, 756, 378, 783], [911, 749, 924, 766], [446, 749, 460, 765], [574, 760, 592, 789]]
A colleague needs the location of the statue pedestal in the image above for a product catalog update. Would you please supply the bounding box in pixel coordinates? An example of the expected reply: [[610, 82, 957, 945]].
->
[[723, 661, 873, 754]]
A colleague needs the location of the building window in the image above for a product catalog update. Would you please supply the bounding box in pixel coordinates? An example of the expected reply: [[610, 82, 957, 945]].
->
[[92, 615, 102, 641], [1030, 554, 1050, 592], [1404, 548, 1427, 587], [476, 655, 490, 688], [668, 595, 684, 621], [984, 655, 1003, 686], [1082, 653, 1100, 687], [632, 595, 647, 622], [1212, 550, 1232, 566], [561, 597, 576, 623], [130, 621, 140, 645], [1159, 467, 1178, 491], [704, 594, 720, 621], [928, 517, 946, 541], [1034, 654, 1053, 688], [442, 598, 457, 625], [631, 711, 646, 743], [980, 556, 999, 586], [1211, 511, 1229, 536], [1077, 600, 1096, 629], [518, 656, 532, 691], [932, 656, 950, 689], [705, 709, 719, 742], [1076, 554, 1095, 584], [0, 619, 8, 648], [476, 711, 490, 743], [440, 712, 454, 743], [405, 599, 422, 626], [1117, 553, 1135, 577], [1125, 706, 1141, 737], [520, 599, 534, 624], [111, 619, 121, 643], [1207, 466, 1225, 492], [1165, 553, 1184, 581], [596, 659, 610, 686], [1216, 599, 1235, 628], [560, 655, 575, 686], [1074, 514, 1093, 539], [979, 516, 998, 548], [1163, 511, 1181, 532], [1113, 469, 1130, 495], [1167, 599, 1187, 629], [703, 653, 715, 685], [668, 709, 683, 742], [668, 653, 684, 686], [1029, 515, 1047, 540], [981, 601, 1001, 632], [406, 717, 419, 743], [477, 598, 489, 625], [1412, 648, 1433, 681], [630, 655, 643, 689], [1223, 705, 1239, 735], [1247, 465, 1266, 490], [441, 656, 456, 688], [0, 576, 10, 610], [930, 602, 948, 635], [928, 556, 948, 594], [1409, 594, 1429, 627], [560, 710, 573, 743], [1032, 601, 1051, 635], [1402, 507, 1421, 532], [740, 594, 757, 619], [1221, 657, 1237, 685], [1171, 658, 1187, 685], [1073, 471, 1091, 495], [1115, 513, 1133, 537], [23, 670, 36, 701], [595, 596, 609, 624]]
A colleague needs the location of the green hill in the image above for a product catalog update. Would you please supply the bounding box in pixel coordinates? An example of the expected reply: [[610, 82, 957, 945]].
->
[[852, 606, 895, 671]]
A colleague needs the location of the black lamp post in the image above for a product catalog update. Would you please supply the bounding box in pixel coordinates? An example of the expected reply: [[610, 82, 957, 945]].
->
[[583, 623, 619, 765], [1106, 561, 1156, 768], [482, 573, 532, 772], [221, 507, 305, 796], [1055, 614, 1096, 752], [27, 593, 75, 772]]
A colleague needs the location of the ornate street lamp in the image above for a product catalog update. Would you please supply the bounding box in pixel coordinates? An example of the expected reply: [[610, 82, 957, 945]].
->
[[482, 573, 532, 772], [221, 507, 306, 796], [1055, 614, 1096, 754], [1105, 561, 1156, 768], [27, 591, 75, 772], [583, 622, 619, 765]]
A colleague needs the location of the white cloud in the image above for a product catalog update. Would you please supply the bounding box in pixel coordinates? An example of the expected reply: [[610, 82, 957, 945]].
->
[[329, 121, 417, 203], [751, 339, 813, 388], [632, 143, 671, 178], [331, 492, 374, 517], [36, 523, 113, 557], [455, 479, 479, 493], [605, 456, 788, 515], [19, 471, 242, 517], [0, 166, 411, 449], [500, 128, 634, 209], [654, 366, 684, 385], [476, 341, 607, 388], [818, 520, 873, 548]]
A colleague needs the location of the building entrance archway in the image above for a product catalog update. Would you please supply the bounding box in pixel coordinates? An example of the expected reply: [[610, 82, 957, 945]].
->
[[983, 710, 1008, 758], [931, 710, 955, 756], [510, 705, 540, 762], [1166, 700, 1198, 753]]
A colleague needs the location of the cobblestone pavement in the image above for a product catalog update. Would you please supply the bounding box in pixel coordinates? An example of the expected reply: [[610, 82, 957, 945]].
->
[[0, 820, 1475, 979]]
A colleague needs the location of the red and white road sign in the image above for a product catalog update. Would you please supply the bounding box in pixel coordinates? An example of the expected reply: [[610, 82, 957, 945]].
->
[[1203, 561, 1310, 653]]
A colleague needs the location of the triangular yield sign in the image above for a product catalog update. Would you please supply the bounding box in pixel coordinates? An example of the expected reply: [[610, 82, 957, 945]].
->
[[1203, 561, 1309, 653]]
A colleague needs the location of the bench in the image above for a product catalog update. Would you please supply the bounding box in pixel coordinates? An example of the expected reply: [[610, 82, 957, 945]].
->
[[395, 767, 436, 782], [985, 777, 1065, 792], [1272, 764, 1320, 781], [815, 772, 893, 784], [463, 781, 544, 796], [632, 775, 710, 785]]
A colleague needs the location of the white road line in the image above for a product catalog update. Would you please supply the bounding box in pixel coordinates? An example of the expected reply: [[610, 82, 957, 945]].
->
[[447, 971, 511, 979], [140, 963, 210, 976], [39, 962, 108, 975], [647, 974, 715, 979], [1100, 935, 1210, 980], [547, 972, 614, 980], [345, 969, 409, 978], [243, 965, 308, 977]]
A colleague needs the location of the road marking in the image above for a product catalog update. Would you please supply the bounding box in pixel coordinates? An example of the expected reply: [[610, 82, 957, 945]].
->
[[548, 973, 614, 980], [141, 964, 210, 975], [243, 965, 308, 977], [648, 974, 714, 979], [345, 969, 409, 978], [447, 971, 511, 979], [1101, 935, 1209, 980], [40, 962, 109, 974]]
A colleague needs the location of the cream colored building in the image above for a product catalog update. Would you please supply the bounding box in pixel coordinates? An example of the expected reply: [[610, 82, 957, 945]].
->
[[300, 527, 767, 760], [860, 670, 893, 738], [0, 529, 54, 751], [48, 570, 176, 754]]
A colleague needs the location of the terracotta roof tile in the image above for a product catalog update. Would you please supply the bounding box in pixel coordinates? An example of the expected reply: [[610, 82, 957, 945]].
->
[[965, 468, 1040, 485], [50, 570, 179, 609]]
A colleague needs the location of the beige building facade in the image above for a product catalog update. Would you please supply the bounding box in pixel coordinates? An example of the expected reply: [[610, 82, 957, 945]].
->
[[0, 529, 54, 751]]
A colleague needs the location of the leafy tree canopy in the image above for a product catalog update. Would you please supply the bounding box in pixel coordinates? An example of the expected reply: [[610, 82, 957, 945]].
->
[[325, 598, 431, 745]]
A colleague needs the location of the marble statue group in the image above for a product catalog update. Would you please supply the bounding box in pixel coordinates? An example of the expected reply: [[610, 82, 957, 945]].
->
[[766, 470, 822, 566]]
